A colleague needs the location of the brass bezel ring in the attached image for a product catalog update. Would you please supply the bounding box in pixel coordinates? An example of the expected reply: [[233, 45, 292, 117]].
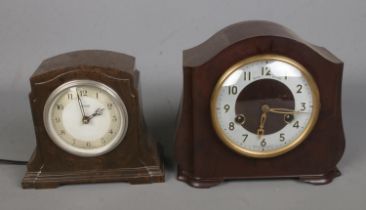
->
[[210, 54, 320, 158]]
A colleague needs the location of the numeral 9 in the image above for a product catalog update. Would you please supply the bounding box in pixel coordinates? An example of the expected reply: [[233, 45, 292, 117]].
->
[[224, 104, 230, 112]]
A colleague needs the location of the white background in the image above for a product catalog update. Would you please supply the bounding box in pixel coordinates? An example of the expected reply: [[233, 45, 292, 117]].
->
[[0, 0, 365, 209]]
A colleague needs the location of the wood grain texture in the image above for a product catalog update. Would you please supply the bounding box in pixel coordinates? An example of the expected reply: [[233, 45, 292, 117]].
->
[[176, 21, 345, 188], [23, 50, 164, 189]]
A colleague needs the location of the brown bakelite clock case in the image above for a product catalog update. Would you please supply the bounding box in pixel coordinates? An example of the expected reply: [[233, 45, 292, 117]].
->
[[22, 50, 164, 188], [176, 21, 345, 188]]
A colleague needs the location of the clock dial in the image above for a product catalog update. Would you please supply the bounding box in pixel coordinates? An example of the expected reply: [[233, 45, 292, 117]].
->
[[43, 80, 128, 157], [211, 55, 320, 158]]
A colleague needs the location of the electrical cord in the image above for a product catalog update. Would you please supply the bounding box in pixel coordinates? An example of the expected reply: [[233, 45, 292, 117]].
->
[[0, 159, 27, 165]]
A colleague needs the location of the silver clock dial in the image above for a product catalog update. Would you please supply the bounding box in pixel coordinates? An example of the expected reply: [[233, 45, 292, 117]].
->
[[43, 80, 128, 157]]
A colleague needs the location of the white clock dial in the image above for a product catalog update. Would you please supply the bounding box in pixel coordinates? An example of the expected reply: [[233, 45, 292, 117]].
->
[[43, 80, 128, 157], [211, 55, 320, 158]]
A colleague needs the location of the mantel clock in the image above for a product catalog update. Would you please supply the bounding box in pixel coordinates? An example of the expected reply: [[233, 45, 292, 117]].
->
[[176, 21, 345, 188], [23, 50, 164, 188]]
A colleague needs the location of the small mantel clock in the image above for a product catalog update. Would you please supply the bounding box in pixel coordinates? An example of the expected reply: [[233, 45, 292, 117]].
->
[[23, 50, 164, 188], [176, 21, 345, 188]]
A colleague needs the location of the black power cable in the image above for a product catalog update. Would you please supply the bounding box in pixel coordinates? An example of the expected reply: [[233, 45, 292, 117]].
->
[[0, 159, 27, 165]]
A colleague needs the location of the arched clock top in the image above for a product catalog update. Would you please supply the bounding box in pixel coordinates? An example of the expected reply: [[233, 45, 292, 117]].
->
[[183, 20, 342, 68], [31, 50, 136, 83]]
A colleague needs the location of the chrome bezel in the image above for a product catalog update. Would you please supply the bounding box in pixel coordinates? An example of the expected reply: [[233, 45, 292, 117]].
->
[[43, 80, 128, 157]]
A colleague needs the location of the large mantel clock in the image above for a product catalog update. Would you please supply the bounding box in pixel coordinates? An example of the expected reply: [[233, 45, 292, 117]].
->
[[23, 50, 164, 188], [176, 21, 345, 188]]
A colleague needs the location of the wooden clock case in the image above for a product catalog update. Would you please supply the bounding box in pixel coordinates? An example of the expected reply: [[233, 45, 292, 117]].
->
[[175, 21, 345, 188], [22, 50, 164, 188]]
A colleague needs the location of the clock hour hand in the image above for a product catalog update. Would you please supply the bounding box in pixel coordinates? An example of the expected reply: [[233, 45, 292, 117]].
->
[[268, 107, 300, 115], [261, 104, 299, 115], [85, 108, 104, 122]]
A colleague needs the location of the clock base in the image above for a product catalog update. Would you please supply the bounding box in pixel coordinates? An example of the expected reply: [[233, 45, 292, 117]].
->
[[177, 166, 341, 188], [22, 142, 165, 189], [177, 167, 223, 188], [298, 168, 341, 185], [22, 165, 164, 189]]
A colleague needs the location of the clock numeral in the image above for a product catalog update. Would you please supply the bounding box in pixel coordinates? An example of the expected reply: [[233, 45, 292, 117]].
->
[[86, 142, 91, 148], [71, 139, 76, 145], [55, 117, 61, 123], [79, 89, 87, 97], [296, 84, 303, 93], [293, 121, 300, 128], [56, 104, 64, 110], [96, 92, 99, 99], [284, 75, 288, 80], [243, 72, 251, 81], [109, 129, 114, 134], [261, 66, 271, 76], [67, 93, 73, 100], [280, 133, 285, 142], [228, 122, 235, 131], [101, 138, 106, 145], [260, 139, 267, 147], [300, 102, 306, 111], [224, 104, 230, 113], [112, 115, 117, 122], [107, 103, 113, 110], [228, 86, 238, 95], [242, 134, 248, 143], [60, 130, 65, 135]]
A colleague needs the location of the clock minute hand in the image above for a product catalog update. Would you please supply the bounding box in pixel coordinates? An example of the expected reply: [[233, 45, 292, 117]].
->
[[76, 89, 88, 124], [256, 107, 268, 139]]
